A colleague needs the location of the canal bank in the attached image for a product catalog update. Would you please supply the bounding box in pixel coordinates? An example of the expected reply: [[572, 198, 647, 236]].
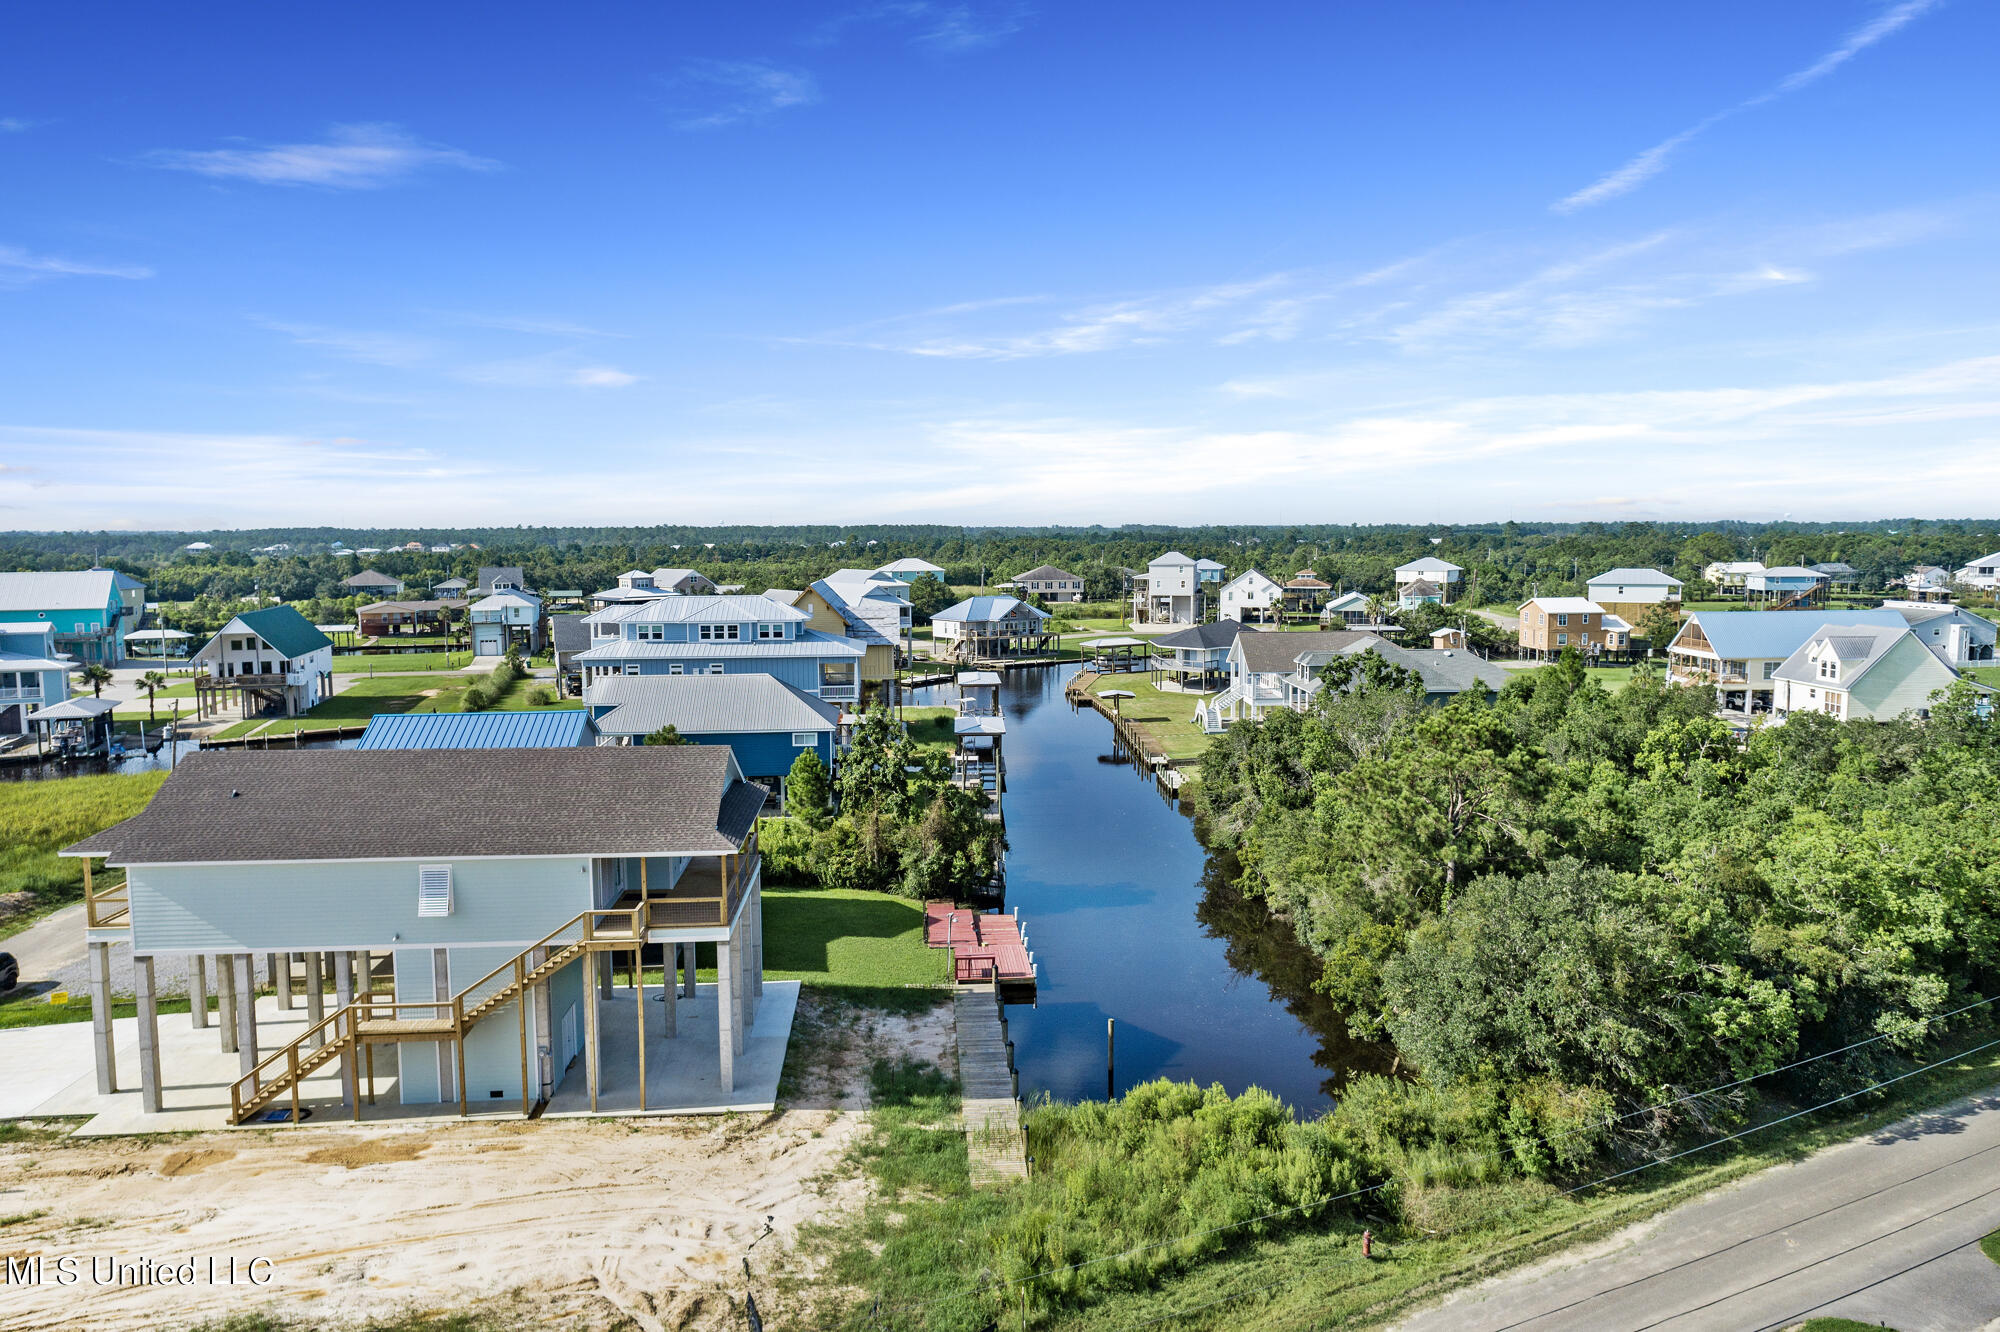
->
[[916, 664, 1391, 1114]]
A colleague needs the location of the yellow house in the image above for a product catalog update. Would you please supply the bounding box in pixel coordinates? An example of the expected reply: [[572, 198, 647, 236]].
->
[[767, 586, 897, 698]]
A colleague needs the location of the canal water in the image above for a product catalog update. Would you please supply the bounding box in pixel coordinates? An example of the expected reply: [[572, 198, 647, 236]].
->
[[917, 665, 1390, 1115]]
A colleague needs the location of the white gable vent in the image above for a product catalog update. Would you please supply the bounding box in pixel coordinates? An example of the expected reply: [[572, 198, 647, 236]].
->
[[417, 865, 454, 918]]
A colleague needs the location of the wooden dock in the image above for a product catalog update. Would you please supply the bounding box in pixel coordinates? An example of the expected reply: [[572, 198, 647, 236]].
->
[[954, 985, 1028, 1185], [925, 902, 1035, 990]]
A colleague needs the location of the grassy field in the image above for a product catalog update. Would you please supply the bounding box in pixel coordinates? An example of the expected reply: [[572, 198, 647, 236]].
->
[[0, 770, 166, 941], [1965, 665, 2000, 690], [809, 1026, 2000, 1331], [1085, 670, 1213, 761], [901, 705, 958, 755]]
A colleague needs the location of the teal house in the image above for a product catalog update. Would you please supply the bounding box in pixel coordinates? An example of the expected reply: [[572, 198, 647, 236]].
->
[[64, 746, 774, 1126], [0, 569, 141, 665], [0, 623, 73, 739]]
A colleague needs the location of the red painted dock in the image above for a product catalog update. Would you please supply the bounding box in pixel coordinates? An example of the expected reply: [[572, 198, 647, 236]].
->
[[925, 902, 1035, 986]]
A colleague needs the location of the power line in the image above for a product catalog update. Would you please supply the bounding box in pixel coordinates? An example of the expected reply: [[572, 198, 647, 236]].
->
[[875, 995, 2000, 1326]]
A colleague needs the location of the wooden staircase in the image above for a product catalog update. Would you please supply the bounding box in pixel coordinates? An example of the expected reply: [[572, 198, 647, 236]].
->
[[228, 903, 648, 1125]]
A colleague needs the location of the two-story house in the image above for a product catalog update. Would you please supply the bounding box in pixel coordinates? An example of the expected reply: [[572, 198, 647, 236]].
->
[[1890, 603, 1999, 666], [0, 569, 140, 666], [576, 595, 866, 703], [820, 570, 913, 643], [1770, 624, 1967, 723], [469, 589, 545, 657], [783, 582, 899, 696], [191, 606, 335, 718], [476, 566, 531, 596], [1282, 570, 1332, 614], [0, 623, 72, 739], [1665, 609, 1909, 719], [1132, 551, 1219, 625], [1150, 620, 1250, 692], [342, 570, 405, 598], [1393, 557, 1463, 604], [1206, 628, 1383, 724], [1703, 560, 1765, 593], [1745, 566, 1831, 606], [1953, 550, 2000, 591], [930, 596, 1051, 660], [1218, 569, 1283, 623], [1585, 568, 1683, 626], [1013, 565, 1085, 603], [1517, 597, 1631, 660]]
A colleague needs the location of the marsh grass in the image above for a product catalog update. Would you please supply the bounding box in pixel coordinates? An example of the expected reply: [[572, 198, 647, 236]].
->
[[0, 770, 165, 939]]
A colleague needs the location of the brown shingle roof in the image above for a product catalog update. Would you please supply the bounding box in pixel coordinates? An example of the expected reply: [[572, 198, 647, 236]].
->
[[66, 747, 760, 866]]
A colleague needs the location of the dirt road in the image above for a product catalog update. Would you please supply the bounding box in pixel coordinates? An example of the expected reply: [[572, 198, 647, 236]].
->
[[0, 1000, 952, 1331]]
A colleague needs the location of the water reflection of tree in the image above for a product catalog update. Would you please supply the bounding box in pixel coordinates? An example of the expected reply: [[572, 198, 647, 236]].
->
[[1193, 839, 1400, 1101]]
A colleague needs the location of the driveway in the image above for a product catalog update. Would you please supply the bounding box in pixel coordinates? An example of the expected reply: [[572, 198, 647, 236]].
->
[[1395, 1088, 2000, 1332]]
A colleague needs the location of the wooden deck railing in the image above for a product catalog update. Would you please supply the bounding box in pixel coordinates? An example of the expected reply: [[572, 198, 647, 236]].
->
[[82, 861, 128, 930]]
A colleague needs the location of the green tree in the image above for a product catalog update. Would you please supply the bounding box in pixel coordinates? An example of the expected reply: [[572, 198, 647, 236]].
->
[[907, 572, 954, 624], [786, 747, 832, 826], [78, 663, 113, 698], [644, 723, 691, 745], [139, 670, 168, 720]]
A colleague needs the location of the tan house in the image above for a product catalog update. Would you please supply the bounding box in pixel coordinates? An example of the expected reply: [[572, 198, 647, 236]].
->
[[1517, 597, 1629, 660], [764, 586, 896, 697]]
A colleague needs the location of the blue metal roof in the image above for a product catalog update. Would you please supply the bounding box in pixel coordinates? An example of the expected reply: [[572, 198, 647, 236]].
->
[[355, 709, 596, 750], [1678, 609, 1907, 660]]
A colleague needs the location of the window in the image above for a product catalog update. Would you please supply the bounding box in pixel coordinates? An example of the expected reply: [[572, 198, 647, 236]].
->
[[1818, 658, 1837, 680], [1763, 662, 1778, 679], [667, 662, 683, 675], [636, 623, 664, 642], [758, 623, 784, 640], [708, 663, 725, 675], [623, 664, 639, 676], [1557, 633, 1568, 646], [698, 623, 740, 641], [1556, 613, 1568, 626], [792, 732, 815, 747], [417, 865, 453, 917]]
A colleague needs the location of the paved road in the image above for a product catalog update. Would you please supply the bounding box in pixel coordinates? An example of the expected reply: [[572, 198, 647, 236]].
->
[[1395, 1088, 2000, 1332]]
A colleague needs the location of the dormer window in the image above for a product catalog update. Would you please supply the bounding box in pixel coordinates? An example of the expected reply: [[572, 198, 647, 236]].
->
[[698, 623, 741, 642], [1818, 657, 1837, 681]]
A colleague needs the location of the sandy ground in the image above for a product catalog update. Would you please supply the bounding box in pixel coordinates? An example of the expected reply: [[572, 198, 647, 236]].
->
[[0, 994, 956, 1332]]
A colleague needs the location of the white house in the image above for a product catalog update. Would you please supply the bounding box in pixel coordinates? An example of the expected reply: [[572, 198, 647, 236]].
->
[[1218, 569, 1283, 623], [823, 569, 913, 641], [1770, 624, 1966, 723], [1702, 560, 1765, 592], [930, 596, 1050, 659], [1953, 551, 2000, 590], [192, 606, 334, 718], [1889, 603, 1998, 667], [1393, 557, 1462, 602], [1319, 590, 1374, 626], [1133, 552, 1218, 625], [1585, 568, 1683, 606], [875, 558, 945, 585], [1665, 609, 1909, 719], [1745, 566, 1830, 605], [470, 589, 544, 657]]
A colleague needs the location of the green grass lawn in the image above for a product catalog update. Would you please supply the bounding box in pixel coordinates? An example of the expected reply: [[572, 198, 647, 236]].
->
[[0, 770, 165, 942], [901, 705, 957, 755], [213, 672, 474, 737], [1086, 671, 1213, 761], [1965, 665, 2000, 690], [1981, 1226, 2000, 1267], [1800, 1321, 1903, 1332], [332, 649, 471, 672]]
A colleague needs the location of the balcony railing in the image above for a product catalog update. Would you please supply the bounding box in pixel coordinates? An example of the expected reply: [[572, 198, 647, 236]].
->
[[643, 829, 761, 930], [819, 684, 861, 703], [0, 686, 42, 701]]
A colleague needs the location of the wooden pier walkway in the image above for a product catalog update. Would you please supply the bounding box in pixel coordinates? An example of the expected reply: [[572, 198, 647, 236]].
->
[[925, 902, 1035, 988], [954, 985, 1028, 1185]]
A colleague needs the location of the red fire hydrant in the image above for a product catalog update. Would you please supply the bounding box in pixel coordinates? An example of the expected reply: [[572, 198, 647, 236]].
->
[[1362, 1229, 1373, 1260]]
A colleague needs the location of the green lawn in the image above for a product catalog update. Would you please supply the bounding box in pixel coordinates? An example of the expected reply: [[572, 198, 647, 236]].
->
[[1982, 1227, 2000, 1267], [213, 673, 475, 737], [901, 705, 957, 755], [332, 650, 471, 672], [0, 771, 166, 942], [1965, 665, 2000, 690], [1800, 1321, 1903, 1332], [1086, 671, 1214, 762]]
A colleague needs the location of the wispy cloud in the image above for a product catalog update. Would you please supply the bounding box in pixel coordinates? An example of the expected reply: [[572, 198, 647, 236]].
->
[[668, 59, 820, 131], [148, 123, 499, 189], [258, 318, 640, 389], [1555, 0, 1942, 212], [259, 320, 441, 369], [810, 2, 1029, 52], [440, 312, 626, 339], [0, 244, 153, 286], [0, 117, 34, 134], [568, 366, 641, 388]]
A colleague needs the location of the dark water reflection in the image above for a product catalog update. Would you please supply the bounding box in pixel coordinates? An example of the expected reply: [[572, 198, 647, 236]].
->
[[911, 665, 1393, 1114]]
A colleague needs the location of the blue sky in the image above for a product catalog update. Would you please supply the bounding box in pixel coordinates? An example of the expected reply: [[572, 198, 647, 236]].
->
[[3, 1, 1996, 529]]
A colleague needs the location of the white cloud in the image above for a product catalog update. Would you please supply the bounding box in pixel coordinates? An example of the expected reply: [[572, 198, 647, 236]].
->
[[0, 244, 153, 285], [0, 117, 34, 133], [259, 320, 440, 369], [668, 60, 820, 131], [1555, 0, 1942, 211], [149, 123, 499, 189], [809, 2, 1028, 52]]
